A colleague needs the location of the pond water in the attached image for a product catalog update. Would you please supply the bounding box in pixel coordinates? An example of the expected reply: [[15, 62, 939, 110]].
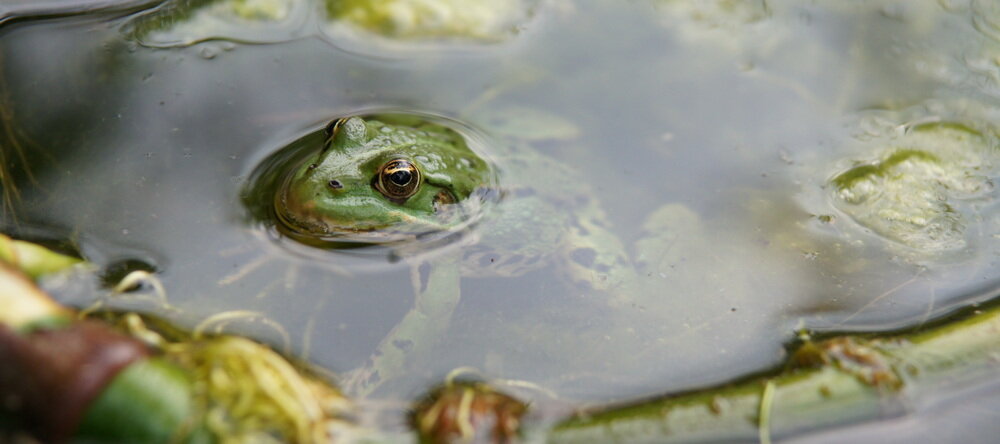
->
[[3, 0, 1000, 438]]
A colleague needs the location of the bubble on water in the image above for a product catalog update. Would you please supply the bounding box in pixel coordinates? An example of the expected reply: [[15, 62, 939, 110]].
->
[[199, 46, 218, 59]]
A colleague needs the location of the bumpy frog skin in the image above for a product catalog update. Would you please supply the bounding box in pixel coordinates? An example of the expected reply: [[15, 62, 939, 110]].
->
[[276, 116, 494, 241]]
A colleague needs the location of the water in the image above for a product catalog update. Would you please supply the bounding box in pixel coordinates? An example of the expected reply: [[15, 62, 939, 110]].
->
[[2, 0, 1000, 438]]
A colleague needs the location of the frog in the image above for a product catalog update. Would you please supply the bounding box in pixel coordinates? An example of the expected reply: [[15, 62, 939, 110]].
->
[[274, 113, 660, 395], [275, 115, 494, 245]]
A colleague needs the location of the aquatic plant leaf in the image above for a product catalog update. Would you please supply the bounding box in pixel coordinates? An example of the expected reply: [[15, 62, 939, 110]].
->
[[830, 122, 998, 252]]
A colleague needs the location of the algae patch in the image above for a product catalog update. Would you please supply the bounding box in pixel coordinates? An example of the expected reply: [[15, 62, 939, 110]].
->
[[830, 122, 999, 253]]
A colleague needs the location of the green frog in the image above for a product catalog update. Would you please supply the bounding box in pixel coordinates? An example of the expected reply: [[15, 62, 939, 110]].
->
[[275, 115, 496, 245], [275, 114, 657, 395]]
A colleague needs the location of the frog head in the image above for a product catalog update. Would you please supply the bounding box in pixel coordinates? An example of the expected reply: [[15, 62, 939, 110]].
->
[[275, 116, 495, 242]]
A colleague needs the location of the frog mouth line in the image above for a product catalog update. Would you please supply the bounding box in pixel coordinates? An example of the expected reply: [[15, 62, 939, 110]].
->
[[273, 192, 385, 236], [272, 190, 464, 245], [272, 196, 497, 255]]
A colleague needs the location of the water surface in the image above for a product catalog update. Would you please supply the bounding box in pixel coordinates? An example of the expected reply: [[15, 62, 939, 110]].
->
[[3, 0, 1000, 437]]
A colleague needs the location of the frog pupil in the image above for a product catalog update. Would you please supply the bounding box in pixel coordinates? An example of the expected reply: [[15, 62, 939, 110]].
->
[[389, 170, 411, 186]]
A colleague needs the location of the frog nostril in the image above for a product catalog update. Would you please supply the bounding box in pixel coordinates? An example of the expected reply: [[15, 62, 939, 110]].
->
[[327, 179, 343, 190]]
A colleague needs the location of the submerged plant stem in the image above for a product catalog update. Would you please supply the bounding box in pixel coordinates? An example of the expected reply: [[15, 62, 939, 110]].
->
[[548, 303, 1000, 443]]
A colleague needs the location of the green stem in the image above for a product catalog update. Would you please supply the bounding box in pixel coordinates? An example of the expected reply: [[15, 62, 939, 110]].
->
[[77, 358, 211, 444], [548, 303, 1000, 443], [0, 234, 82, 280], [0, 261, 71, 328]]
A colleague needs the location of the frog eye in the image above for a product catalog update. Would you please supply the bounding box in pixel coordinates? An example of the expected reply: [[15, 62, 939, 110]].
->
[[325, 118, 348, 138], [375, 159, 421, 200]]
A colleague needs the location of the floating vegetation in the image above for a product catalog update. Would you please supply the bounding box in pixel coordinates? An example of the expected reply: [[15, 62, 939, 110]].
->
[[656, 0, 769, 28], [125, 0, 310, 47], [549, 301, 1000, 443], [830, 122, 999, 253], [324, 0, 539, 42], [124, 0, 539, 49], [0, 236, 362, 443], [654, 0, 773, 51], [124, 315, 358, 444], [412, 379, 527, 444], [0, 233, 83, 280]]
